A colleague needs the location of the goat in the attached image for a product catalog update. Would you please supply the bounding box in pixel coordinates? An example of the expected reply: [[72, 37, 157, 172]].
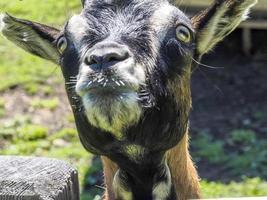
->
[[0, 0, 257, 199]]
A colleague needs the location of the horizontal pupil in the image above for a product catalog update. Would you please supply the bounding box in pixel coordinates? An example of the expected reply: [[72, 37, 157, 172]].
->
[[179, 30, 188, 37], [58, 40, 67, 50], [60, 42, 65, 48]]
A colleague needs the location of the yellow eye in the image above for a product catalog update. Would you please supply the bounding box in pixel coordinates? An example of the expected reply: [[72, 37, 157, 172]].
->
[[176, 25, 191, 43], [57, 37, 68, 54]]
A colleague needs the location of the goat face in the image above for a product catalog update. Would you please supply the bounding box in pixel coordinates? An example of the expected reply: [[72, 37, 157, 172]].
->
[[0, 0, 258, 156], [0, 0, 257, 198], [1, 0, 257, 175], [58, 0, 195, 144]]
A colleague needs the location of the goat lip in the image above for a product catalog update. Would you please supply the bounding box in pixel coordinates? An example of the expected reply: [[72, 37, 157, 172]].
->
[[88, 86, 133, 93], [76, 83, 136, 97]]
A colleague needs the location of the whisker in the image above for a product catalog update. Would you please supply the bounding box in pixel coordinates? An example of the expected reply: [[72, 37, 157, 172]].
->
[[196, 67, 224, 96], [119, 80, 125, 86], [179, 46, 223, 70], [178, 44, 186, 57], [67, 86, 77, 90], [191, 56, 224, 69], [66, 82, 77, 85]]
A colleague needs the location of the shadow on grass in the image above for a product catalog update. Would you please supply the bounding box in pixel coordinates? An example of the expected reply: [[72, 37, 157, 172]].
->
[[81, 156, 104, 200]]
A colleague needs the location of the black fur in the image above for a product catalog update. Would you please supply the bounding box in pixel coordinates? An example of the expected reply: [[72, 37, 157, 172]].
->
[[58, 1, 194, 198], [60, 1, 193, 150]]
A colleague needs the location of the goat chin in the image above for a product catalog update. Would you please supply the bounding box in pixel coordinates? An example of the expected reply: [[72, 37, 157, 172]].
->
[[82, 91, 142, 139]]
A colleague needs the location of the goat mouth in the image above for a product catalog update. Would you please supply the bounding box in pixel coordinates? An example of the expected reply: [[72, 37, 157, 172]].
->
[[86, 86, 135, 96], [76, 79, 138, 97]]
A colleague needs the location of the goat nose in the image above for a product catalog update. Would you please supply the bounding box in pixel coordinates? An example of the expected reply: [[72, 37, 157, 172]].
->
[[89, 52, 128, 65], [84, 45, 130, 70]]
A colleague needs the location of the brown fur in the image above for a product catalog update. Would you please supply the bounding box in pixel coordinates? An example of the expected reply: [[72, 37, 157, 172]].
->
[[102, 132, 201, 200], [101, 67, 200, 200], [167, 133, 201, 200]]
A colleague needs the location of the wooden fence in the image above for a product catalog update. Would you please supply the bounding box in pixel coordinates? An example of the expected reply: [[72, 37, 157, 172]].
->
[[0, 156, 266, 200], [176, 0, 267, 16], [176, 0, 267, 55], [0, 156, 79, 200]]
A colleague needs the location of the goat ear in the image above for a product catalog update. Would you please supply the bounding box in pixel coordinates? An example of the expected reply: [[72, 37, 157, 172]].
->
[[82, 0, 91, 7], [0, 13, 60, 64], [81, 0, 86, 7], [192, 0, 257, 57]]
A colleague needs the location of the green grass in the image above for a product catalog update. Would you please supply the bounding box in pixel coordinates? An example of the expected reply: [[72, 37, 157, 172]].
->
[[31, 97, 59, 111], [0, 0, 94, 196], [201, 178, 267, 198], [17, 124, 48, 141], [192, 129, 267, 178], [0, 0, 81, 92], [0, 1, 267, 199], [192, 132, 227, 164], [0, 40, 60, 92]]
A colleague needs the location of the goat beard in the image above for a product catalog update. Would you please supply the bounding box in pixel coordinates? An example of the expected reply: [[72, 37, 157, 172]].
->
[[81, 91, 142, 139]]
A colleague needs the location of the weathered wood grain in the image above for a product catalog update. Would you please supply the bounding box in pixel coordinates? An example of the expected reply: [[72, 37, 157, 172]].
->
[[202, 198, 267, 200], [176, 0, 267, 12], [0, 156, 79, 200]]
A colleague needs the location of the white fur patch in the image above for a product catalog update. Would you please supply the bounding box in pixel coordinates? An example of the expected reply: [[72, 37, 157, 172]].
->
[[116, 62, 146, 89], [241, 0, 258, 20], [124, 144, 145, 162], [0, 14, 6, 33], [151, 3, 176, 42], [151, 3, 191, 43], [82, 92, 142, 140], [153, 182, 171, 200], [242, 8, 251, 20], [152, 166, 172, 200], [67, 14, 90, 47], [113, 170, 133, 200]]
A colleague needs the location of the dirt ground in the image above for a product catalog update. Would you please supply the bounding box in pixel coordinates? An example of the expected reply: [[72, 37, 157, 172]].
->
[[190, 29, 267, 181]]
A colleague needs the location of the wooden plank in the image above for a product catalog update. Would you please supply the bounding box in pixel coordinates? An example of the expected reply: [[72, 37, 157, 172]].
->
[[175, 0, 212, 8], [174, 1, 267, 30], [0, 156, 80, 200], [240, 20, 267, 29], [176, 0, 267, 12], [202, 198, 267, 200]]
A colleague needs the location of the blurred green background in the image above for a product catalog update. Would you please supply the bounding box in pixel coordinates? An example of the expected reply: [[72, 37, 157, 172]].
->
[[0, 0, 267, 199]]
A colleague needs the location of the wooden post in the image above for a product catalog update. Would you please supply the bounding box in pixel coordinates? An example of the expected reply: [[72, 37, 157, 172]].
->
[[0, 156, 80, 200], [242, 28, 252, 56]]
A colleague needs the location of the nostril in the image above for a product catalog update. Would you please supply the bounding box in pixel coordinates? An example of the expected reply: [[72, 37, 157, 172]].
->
[[107, 55, 119, 63], [105, 52, 129, 63], [84, 55, 102, 66]]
